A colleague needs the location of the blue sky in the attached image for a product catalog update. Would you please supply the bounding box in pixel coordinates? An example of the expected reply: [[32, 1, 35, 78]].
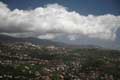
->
[[1, 0, 120, 15]]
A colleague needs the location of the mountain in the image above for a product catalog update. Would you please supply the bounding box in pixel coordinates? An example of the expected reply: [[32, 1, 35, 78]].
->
[[0, 34, 102, 48], [0, 34, 67, 47]]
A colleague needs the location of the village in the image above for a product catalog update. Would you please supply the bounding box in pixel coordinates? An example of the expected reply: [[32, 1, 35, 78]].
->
[[0, 42, 120, 80]]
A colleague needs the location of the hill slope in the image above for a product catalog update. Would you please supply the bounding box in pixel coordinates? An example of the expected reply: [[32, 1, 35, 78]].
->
[[0, 34, 67, 47], [0, 34, 102, 48]]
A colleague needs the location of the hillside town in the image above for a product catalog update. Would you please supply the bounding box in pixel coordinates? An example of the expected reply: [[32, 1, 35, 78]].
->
[[0, 42, 120, 80]]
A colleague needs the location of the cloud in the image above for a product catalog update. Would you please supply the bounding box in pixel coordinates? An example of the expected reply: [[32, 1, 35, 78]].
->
[[38, 34, 56, 39], [0, 2, 120, 41]]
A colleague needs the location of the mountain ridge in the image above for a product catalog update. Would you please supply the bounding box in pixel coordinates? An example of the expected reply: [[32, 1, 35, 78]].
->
[[0, 34, 102, 48]]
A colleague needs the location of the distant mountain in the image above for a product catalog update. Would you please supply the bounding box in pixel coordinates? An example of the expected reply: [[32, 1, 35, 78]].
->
[[0, 34, 67, 47], [0, 34, 102, 48]]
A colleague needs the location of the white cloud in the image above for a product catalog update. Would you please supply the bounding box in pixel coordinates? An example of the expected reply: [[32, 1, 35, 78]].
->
[[0, 2, 120, 41], [38, 34, 56, 39]]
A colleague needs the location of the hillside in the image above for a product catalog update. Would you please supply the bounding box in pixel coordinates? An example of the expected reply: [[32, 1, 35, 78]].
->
[[0, 34, 102, 49], [0, 42, 120, 80], [0, 34, 67, 47]]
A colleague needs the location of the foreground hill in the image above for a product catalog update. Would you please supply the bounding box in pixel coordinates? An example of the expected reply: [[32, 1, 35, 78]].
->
[[0, 42, 120, 80]]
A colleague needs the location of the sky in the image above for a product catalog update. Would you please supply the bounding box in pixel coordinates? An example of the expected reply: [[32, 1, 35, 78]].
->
[[1, 0, 120, 15], [0, 0, 120, 49]]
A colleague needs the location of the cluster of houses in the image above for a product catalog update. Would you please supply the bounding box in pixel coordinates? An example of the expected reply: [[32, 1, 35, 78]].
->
[[0, 42, 120, 80]]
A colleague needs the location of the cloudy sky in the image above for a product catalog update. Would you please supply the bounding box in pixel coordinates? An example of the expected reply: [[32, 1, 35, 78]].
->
[[0, 0, 120, 49]]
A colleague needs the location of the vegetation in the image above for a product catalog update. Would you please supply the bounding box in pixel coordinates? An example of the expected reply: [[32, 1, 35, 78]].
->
[[0, 42, 120, 80]]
